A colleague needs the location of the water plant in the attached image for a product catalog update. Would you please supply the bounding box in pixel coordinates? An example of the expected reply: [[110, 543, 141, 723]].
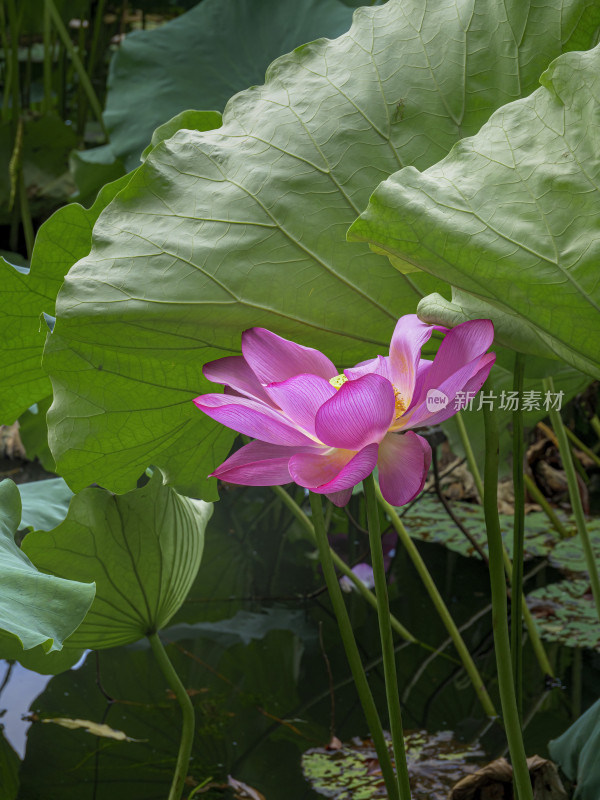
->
[[1, 0, 600, 796]]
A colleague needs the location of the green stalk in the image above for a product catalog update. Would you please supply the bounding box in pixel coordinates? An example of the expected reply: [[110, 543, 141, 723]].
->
[[363, 474, 411, 800], [271, 485, 416, 644], [571, 647, 582, 722], [455, 412, 484, 501], [523, 474, 570, 540], [308, 491, 400, 800], [375, 482, 497, 718], [571, 445, 590, 484], [86, 0, 107, 83], [455, 410, 554, 678], [483, 405, 533, 800], [0, 2, 11, 122], [76, 20, 87, 135], [543, 377, 600, 624], [148, 633, 195, 800], [42, 0, 53, 113], [501, 548, 553, 677], [6, 0, 20, 126], [590, 415, 600, 442], [5, 0, 28, 254], [537, 420, 588, 484], [511, 353, 525, 721], [18, 171, 34, 258], [45, 0, 107, 135], [188, 777, 213, 798], [563, 426, 600, 470]]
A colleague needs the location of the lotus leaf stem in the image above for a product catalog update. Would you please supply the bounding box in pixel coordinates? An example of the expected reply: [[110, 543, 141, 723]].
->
[[308, 490, 401, 800], [148, 633, 195, 800], [363, 473, 411, 800], [374, 482, 497, 718], [511, 352, 525, 720], [543, 377, 600, 624], [483, 405, 533, 800]]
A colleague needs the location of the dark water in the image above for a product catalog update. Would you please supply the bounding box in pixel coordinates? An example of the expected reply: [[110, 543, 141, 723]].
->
[[2, 486, 598, 799]]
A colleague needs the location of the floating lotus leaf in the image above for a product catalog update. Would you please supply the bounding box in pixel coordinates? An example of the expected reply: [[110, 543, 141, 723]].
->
[[527, 580, 600, 651], [402, 495, 559, 561], [303, 730, 484, 799], [548, 521, 600, 576]]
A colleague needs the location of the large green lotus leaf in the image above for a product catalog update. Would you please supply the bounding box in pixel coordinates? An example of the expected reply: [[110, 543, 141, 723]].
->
[[418, 288, 562, 362], [22, 472, 212, 649], [17, 397, 55, 472], [17, 478, 73, 533], [72, 110, 223, 207], [42, 0, 600, 496], [140, 109, 222, 162], [101, 0, 355, 170], [73, 0, 352, 200], [0, 251, 59, 425], [0, 480, 94, 652], [549, 698, 600, 800], [527, 580, 600, 651], [4, 116, 198, 426], [0, 632, 83, 675], [349, 45, 600, 378], [0, 171, 136, 426]]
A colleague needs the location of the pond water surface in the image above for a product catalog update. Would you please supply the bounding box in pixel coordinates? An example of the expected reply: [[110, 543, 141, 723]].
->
[[2, 485, 598, 799]]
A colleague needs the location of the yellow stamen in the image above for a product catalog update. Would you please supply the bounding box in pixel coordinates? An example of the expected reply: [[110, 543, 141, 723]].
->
[[329, 373, 348, 390], [394, 387, 407, 418]]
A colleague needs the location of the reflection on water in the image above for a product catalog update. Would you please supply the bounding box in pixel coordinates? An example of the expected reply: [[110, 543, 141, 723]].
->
[[0, 663, 51, 757], [2, 486, 599, 798]]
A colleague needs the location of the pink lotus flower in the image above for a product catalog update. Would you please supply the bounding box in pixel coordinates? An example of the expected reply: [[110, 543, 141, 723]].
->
[[194, 316, 495, 507]]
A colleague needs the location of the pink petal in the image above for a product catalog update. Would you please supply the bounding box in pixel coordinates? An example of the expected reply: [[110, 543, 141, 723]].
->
[[460, 353, 496, 397], [344, 355, 392, 382], [194, 394, 314, 446], [408, 359, 433, 411], [411, 319, 494, 407], [265, 374, 336, 436], [203, 356, 273, 404], [378, 432, 431, 506], [210, 440, 306, 485], [401, 352, 495, 429], [326, 489, 353, 507], [242, 327, 337, 384], [289, 443, 379, 493], [315, 374, 395, 450], [415, 353, 496, 426], [340, 563, 375, 592], [389, 315, 439, 408]]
